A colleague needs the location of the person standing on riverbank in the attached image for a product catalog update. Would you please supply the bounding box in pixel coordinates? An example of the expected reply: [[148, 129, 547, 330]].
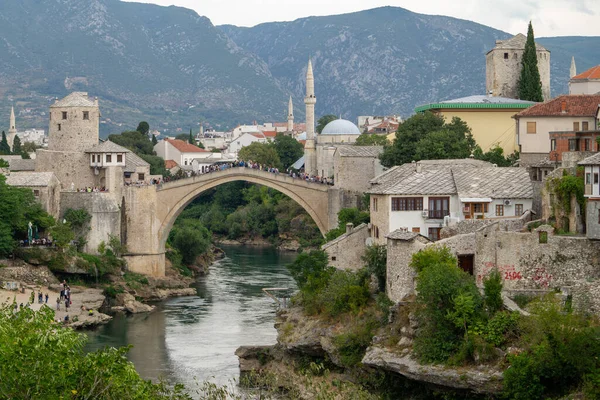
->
[[56, 296, 60, 311]]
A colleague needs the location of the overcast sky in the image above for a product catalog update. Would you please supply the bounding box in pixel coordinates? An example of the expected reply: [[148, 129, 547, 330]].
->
[[125, 0, 599, 37]]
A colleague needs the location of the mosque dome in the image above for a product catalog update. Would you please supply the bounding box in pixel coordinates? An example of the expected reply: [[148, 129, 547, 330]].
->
[[321, 119, 361, 135]]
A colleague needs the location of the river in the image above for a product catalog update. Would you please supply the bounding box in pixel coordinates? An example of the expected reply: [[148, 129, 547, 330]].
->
[[85, 245, 298, 390]]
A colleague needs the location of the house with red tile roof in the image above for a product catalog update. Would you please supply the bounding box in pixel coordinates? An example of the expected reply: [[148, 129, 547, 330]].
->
[[154, 138, 208, 167], [514, 94, 600, 166], [570, 65, 600, 95]]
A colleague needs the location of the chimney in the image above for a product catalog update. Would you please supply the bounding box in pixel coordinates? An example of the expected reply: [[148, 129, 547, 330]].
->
[[561, 100, 567, 113], [416, 162, 422, 173], [346, 223, 354, 234]]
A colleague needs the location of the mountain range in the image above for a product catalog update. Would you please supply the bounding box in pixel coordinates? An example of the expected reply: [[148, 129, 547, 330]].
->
[[0, 0, 598, 137]]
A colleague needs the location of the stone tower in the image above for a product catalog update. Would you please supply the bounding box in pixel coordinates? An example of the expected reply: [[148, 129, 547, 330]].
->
[[7, 106, 17, 150], [485, 33, 551, 101], [36, 92, 101, 188], [304, 59, 317, 176], [570, 56, 577, 79], [287, 96, 294, 132]]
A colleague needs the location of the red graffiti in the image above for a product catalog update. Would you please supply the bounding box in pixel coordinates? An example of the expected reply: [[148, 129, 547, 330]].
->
[[532, 267, 553, 288], [477, 261, 522, 283]]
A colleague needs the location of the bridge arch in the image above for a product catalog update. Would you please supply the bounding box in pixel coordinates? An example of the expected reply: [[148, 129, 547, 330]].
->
[[123, 168, 332, 277]]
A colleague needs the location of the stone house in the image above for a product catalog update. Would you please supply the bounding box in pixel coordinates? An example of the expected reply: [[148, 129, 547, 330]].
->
[[368, 159, 533, 244], [579, 153, 600, 239], [569, 65, 600, 95], [514, 94, 600, 166], [321, 223, 369, 270], [5, 172, 61, 218], [86, 140, 151, 187], [415, 95, 535, 153], [333, 145, 384, 193], [154, 138, 209, 167]]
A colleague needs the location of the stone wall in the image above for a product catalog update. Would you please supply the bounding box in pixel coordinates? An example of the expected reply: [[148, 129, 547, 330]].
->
[[586, 200, 600, 239], [326, 188, 362, 232], [59, 191, 121, 254], [48, 104, 99, 152], [334, 154, 383, 194], [322, 223, 369, 271], [36, 150, 96, 189], [386, 234, 429, 302]]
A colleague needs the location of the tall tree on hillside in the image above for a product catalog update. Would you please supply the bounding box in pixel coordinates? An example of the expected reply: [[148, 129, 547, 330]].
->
[[316, 115, 337, 134], [151, 134, 158, 146], [189, 129, 194, 145], [11, 135, 22, 155], [136, 121, 150, 136], [0, 132, 10, 155], [273, 133, 303, 169], [518, 22, 544, 102]]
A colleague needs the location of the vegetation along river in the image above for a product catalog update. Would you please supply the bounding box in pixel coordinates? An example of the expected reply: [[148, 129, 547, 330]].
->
[[85, 245, 298, 389]]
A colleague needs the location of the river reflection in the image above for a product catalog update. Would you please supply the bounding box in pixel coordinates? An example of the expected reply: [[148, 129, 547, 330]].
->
[[85, 245, 298, 388]]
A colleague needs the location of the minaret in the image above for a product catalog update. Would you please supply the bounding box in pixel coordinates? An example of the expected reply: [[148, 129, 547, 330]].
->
[[304, 58, 317, 176], [7, 106, 17, 150], [570, 56, 577, 78], [287, 96, 294, 132]]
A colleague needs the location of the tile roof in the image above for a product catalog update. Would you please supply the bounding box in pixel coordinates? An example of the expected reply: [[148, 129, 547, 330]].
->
[[124, 152, 150, 173], [165, 138, 208, 153], [5, 172, 57, 187], [453, 167, 533, 199], [165, 160, 179, 169], [369, 159, 492, 195], [572, 65, 600, 81], [86, 140, 131, 153], [262, 131, 277, 138], [336, 145, 384, 157], [8, 159, 36, 171], [51, 92, 96, 108], [578, 153, 600, 166], [515, 95, 600, 118], [440, 95, 535, 104]]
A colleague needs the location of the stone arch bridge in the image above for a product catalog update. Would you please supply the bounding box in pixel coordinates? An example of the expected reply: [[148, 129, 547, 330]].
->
[[121, 168, 338, 276]]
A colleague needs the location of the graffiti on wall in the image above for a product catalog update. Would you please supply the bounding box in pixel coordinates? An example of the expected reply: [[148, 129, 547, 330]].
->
[[477, 261, 553, 288]]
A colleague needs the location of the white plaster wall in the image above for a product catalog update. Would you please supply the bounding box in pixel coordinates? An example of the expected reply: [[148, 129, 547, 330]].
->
[[584, 165, 600, 197], [518, 116, 596, 154], [570, 81, 600, 95], [228, 134, 265, 155], [386, 195, 460, 238]]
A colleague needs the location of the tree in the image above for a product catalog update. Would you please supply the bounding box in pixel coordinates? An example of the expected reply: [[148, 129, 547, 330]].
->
[[169, 220, 211, 265], [108, 131, 154, 155], [272, 133, 303, 169], [517, 22, 544, 102], [380, 113, 476, 167], [151, 134, 158, 146], [136, 121, 150, 136], [139, 154, 170, 177], [355, 134, 389, 146], [50, 221, 75, 249], [473, 145, 519, 167], [11, 135, 21, 155], [363, 244, 387, 292], [316, 114, 338, 134], [175, 133, 189, 141], [21, 141, 39, 154], [238, 142, 281, 168], [325, 208, 370, 241], [188, 129, 194, 145], [0, 131, 10, 155]]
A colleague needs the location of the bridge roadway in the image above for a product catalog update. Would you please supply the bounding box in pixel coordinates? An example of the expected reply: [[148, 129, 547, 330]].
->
[[122, 166, 333, 276]]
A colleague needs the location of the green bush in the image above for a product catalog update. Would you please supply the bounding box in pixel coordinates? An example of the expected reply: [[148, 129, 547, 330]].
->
[[362, 244, 387, 292], [333, 318, 379, 367], [320, 270, 369, 317], [103, 285, 125, 298], [483, 268, 503, 314]]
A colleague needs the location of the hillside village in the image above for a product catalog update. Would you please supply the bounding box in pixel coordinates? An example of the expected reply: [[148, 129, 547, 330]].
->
[[2, 22, 600, 398]]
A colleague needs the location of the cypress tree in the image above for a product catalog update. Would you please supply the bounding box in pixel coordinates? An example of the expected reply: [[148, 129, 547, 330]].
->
[[188, 129, 194, 145], [517, 22, 544, 102], [151, 134, 158, 146], [0, 131, 10, 155], [12, 135, 21, 155]]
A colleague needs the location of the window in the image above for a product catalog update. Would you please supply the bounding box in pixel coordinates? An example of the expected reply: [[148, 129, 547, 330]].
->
[[428, 227, 441, 241], [550, 139, 556, 151], [568, 139, 577, 151], [412, 227, 420, 233], [585, 139, 591, 151], [392, 197, 423, 211], [372, 197, 378, 212], [428, 197, 450, 219], [331, 256, 337, 261], [471, 203, 489, 213], [573, 122, 580, 131], [496, 204, 504, 216], [595, 173, 599, 184], [586, 173, 591, 184], [504, 52, 509, 59], [33, 190, 40, 197], [62, 111, 67, 120], [515, 204, 523, 216], [138, 173, 145, 181], [583, 121, 589, 131], [83, 111, 89, 120], [106, 154, 112, 163], [117, 154, 123, 163], [527, 122, 536, 134], [57, 124, 61, 131]]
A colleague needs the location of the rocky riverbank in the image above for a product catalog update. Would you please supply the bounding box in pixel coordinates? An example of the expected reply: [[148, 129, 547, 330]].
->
[[217, 237, 302, 252], [236, 304, 505, 398]]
